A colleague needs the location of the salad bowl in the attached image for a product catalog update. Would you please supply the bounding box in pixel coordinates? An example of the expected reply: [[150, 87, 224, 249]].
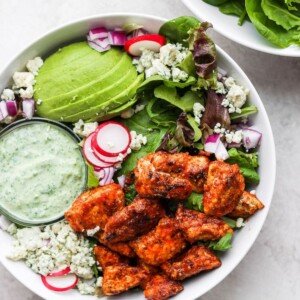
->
[[181, 0, 300, 57], [0, 13, 276, 300]]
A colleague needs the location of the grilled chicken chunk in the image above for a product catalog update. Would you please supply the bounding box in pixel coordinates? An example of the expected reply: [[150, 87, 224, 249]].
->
[[144, 274, 184, 300], [175, 205, 233, 243], [228, 191, 264, 218], [93, 245, 129, 269], [134, 152, 210, 201], [65, 183, 124, 232], [203, 161, 245, 216], [161, 245, 221, 281], [130, 217, 186, 266], [102, 265, 147, 296], [102, 197, 165, 243]]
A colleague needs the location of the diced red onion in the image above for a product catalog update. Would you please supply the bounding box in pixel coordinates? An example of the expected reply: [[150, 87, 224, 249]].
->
[[88, 40, 111, 53], [22, 99, 35, 119], [0, 101, 8, 120], [242, 127, 262, 150], [89, 28, 108, 40], [227, 141, 243, 148], [117, 175, 126, 188], [6, 100, 17, 117], [108, 31, 127, 46], [94, 168, 105, 180], [215, 140, 229, 160], [204, 134, 220, 153], [131, 28, 148, 38], [99, 167, 115, 186]]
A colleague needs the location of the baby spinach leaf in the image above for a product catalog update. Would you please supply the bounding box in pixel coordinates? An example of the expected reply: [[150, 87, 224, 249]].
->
[[203, 0, 229, 5], [159, 16, 200, 47], [219, 0, 248, 26], [176, 51, 197, 76]]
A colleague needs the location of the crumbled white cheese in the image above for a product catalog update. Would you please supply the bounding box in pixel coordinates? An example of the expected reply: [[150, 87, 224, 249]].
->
[[224, 130, 243, 144], [26, 57, 43, 75], [133, 43, 188, 82], [96, 276, 103, 287], [86, 226, 100, 237], [73, 119, 98, 137], [6, 221, 95, 279], [19, 85, 34, 99], [250, 190, 256, 195], [236, 218, 246, 228], [193, 102, 205, 125], [116, 153, 125, 162], [36, 99, 43, 105], [13, 72, 35, 88], [121, 108, 135, 119], [1, 89, 15, 101], [216, 82, 227, 94], [77, 280, 96, 295], [130, 130, 147, 151], [134, 104, 145, 113]]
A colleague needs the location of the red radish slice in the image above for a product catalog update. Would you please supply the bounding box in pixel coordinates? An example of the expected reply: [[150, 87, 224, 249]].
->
[[92, 146, 123, 164], [83, 133, 115, 168], [92, 121, 131, 157], [48, 267, 71, 277], [89, 28, 108, 40], [41, 273, 78, 292], [204, 134, 220, 153], [124, 34, 166, 56]]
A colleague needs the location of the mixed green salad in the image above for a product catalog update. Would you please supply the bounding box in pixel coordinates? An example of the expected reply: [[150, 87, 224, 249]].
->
[[0, 16, 263, 297], [203, 0, 300, 48]]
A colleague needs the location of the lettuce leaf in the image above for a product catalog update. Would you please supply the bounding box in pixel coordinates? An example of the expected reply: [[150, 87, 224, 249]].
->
[[208, 233, 233, 251], [226, 148, 260, 185], [230, 104, 258, 120], [87, 163, 99, 188], [183, 192, 204, 211]]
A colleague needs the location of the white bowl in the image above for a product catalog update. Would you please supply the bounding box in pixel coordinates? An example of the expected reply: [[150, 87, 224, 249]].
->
[[181, 0, 300, 57], [0, 13, 276, 300]]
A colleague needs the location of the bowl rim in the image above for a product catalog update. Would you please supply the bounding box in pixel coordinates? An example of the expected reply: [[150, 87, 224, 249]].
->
[[0, 12, 276, 300]]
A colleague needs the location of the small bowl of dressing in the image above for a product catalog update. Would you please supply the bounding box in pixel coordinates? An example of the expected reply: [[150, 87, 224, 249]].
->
[[0, 117, 87, 226]]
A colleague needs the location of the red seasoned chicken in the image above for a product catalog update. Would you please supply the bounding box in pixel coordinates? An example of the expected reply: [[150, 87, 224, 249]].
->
[[130, 217, 186, 266], [102, 197, 165, 243], [144, 274, 184, 300], [65, 183, 124, 232], [93, 245, 129, 269], [228, 191, 264, 218], [161, 245, 221, 281], [102, 265, 147, 296], [175, 205, 233, 243], [134, 152, 210, 201], [137, 259, 160, 290], [203, 161, 245, 216]]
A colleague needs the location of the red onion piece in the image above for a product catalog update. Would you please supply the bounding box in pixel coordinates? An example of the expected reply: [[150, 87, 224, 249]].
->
[[6, 100, 17, 117], [204, 134, 220, 153], [88, 40, 111, 53], [242, 127, 262, 150], [0, 101, 8, 120], [99, 167, 115, 186], [108, 31, 127, 46], [131, 28, 148, 38], [117, 175, 126, 188], [215, 140, 229, 160], [89, 28, 108, 40], [22, 99, 35, 119]]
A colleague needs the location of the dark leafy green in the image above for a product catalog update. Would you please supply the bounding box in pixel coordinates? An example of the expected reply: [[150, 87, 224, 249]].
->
[[159, 16, 200, 47], [226, 148, 260, 185], [183, 192, 204, 211], [208, 233, 233, 251], [219, 0, 248, 25], [175, 112, 195, 147], [124, 184, 137, 204], [203, 0, 229, 5]]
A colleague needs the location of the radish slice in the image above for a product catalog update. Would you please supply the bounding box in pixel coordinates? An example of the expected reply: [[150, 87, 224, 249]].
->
[[0, 101, 8, 120], [92, 121, 131, 157], [204, 134, 220, 153], [88, 28, 108, 40], [41, 273, 78, 292], [83, 133, 115, 168], [108, 31, 127, 46], [242, 127, 262, 150], [215, 140, 229, 161], [92, 147, 123, 164], [22, 99, 35, 119], [48, 267, 71, 277], [124, 34, 166, 56]]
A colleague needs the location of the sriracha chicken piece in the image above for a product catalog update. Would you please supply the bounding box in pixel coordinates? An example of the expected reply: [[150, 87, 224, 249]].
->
[[102, 265, 147, 296], [130, 217, 186, 266], [64, 183, 124, 232], [144, 274, 184, 300], [102, 197, 165, 243], [228, 191, 264, 218], [137, 259, 160, 290], [93, 245, 129, 269], [203, 161, 245, 216], [175, 205, 233, 243], [161, 245, 221, 281]]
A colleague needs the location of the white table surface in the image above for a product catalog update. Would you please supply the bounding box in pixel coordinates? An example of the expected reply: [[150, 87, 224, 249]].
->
[[1, 0, 300, 299]]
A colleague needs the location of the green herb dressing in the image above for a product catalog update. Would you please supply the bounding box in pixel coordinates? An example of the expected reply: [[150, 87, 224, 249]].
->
[[0, 122, 86, 223]]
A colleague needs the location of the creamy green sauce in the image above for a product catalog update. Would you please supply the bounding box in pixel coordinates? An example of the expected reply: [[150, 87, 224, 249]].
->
[[0, 122, 86, 223]]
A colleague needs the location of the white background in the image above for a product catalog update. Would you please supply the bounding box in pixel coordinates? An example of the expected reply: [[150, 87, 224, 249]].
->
[[1, 1, 300, 300]]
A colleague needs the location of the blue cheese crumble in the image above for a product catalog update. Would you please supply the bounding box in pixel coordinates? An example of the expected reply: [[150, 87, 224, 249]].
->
[[193, 102, 205, 125], [214, 123, 243, 144], [133, 43, 189, 82], [130, 130, 147, 151], [73, 119, 98, 137]]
